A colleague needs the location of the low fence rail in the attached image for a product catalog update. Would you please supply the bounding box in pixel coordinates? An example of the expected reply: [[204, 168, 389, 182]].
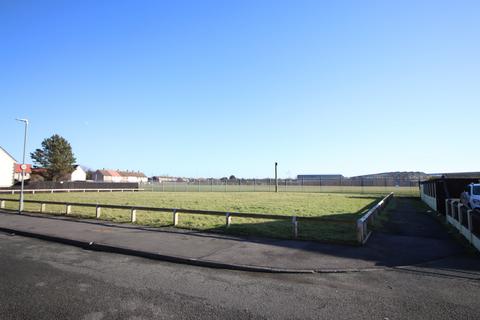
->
[[356, 192, 394, 244], [445, 199, 480, 251], [0, 197, 375, 243], [0, 188, 143, 195]]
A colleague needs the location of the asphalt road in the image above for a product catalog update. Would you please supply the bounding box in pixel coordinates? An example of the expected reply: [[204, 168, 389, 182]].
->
[[1, 233, 480, 319]]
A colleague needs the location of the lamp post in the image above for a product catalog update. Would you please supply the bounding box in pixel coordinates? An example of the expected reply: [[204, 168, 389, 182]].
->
[[16, 118, 29, 213], [274, 162, 278, 193]]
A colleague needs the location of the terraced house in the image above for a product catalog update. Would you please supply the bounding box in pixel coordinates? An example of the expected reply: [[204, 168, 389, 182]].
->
[[93, 169, 148, 183]]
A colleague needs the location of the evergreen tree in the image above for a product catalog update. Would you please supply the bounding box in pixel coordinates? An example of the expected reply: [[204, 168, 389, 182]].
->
[[30, 134, 77, 181]]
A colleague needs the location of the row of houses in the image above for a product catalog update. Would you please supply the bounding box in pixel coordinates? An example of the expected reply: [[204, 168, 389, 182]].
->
[[0, 146, 148, 187]]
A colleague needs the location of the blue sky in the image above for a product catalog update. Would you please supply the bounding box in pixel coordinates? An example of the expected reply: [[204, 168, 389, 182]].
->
[[1, 0, 479, 178]]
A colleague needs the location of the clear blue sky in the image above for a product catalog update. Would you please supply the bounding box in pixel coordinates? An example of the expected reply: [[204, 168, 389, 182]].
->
[[1, 0, 479, 178]]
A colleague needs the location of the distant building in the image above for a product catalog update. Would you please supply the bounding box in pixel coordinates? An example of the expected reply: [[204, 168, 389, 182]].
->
[[152, 176, 177, 183], [0, 146, 16, 187], [93, 169, 123, 183], [117, 170, 148, 183], [67, 165, 87, 181], [13, 163, 32, 182], [93, 169, 147, 183], [297, 174, 344, 180]]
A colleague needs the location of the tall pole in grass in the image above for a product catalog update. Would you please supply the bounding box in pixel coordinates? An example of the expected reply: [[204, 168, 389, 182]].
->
[[16, 118, 29, 213], [274, 162, 278, 193]]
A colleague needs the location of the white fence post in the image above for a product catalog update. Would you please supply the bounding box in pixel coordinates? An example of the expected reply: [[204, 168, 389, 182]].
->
[[131, 208, 137, 223], [173, 209, 178, 226], [0, 200, 5, 209], [66, 204, 72, 215], [458, 203, 463, 224], [357, 220, 364, 244], [40, 203, 46, 213], [226, 212, 231, 228], [96, 205, 101, 218], [292, 216, 298, 239]]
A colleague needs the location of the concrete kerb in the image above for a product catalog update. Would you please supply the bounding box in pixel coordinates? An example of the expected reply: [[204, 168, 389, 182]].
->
[[0, 225, 315, 274]]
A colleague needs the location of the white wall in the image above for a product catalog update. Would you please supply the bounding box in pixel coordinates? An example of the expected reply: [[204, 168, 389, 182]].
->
[[70, 167, 86, 181], [0, 149, 15, 187], [420, 184, 437, 211]]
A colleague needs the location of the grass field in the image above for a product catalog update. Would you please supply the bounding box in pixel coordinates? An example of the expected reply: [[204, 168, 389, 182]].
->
[[0, 192, 382, 243]]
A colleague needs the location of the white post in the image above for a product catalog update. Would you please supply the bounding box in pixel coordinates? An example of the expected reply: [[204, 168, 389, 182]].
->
[[467, 209, 473, 243], [226, 212, 231, 228], [0, 200, 5, 209], [458, 203, 463, 224], [66, 204, 72, 215], [357, 220, 364, 244], [173, 209, 178, 226], [131, 208, 137, 223], [40, 203, 45, 213], [96, 206, 101, 218], [292, 216, 298, 239]]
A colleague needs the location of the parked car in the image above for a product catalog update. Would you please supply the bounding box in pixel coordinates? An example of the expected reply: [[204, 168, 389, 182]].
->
[[460, 183, 480, 210]]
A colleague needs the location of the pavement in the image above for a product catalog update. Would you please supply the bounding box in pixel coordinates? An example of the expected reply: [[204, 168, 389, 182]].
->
[[0, 197, 474, 273], [2, 233, 480, 320]]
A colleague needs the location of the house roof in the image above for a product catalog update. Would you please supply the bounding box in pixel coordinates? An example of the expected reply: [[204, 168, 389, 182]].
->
[[118, 170, 147, 178], [96, 169, 146, 178], [97, 169, 122, 177], [0, 146, 17, 162]]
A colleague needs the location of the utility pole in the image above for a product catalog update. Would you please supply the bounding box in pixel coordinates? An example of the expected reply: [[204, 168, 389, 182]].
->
[[275, 162, 278, 193], [16, 118, 29, 213]]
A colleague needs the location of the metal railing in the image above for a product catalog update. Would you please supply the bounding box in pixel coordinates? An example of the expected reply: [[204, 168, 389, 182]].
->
[[0, 197, 359, 242], [141, 178, 419, 195], [356, 192, 394, 244], [445, 199, 480, 251]]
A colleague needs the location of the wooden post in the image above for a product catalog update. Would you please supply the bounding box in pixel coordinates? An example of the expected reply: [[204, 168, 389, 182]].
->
[[131, 208, 137, 223], [292, 216, 298, 239], [173, 209, 178, 226], [226, 212, 231, 228], [0, 200, 5, 209], [96, 206, 101, 218], [66, 204, 72, 215], [40, 203, 46, 213]]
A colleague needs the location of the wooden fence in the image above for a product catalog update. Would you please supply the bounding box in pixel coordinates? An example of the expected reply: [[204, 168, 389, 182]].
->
[[0, 197, 360, 242]]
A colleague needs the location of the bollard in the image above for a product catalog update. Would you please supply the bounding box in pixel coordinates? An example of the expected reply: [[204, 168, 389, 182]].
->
[[131, 208, 137, 223], [226, 212, 231, 228], [173, 209, 178, 226], [66, 204, 72, 215], [96, 206, 101, 218], [40, 203, 46, 213], [292, 216, 298, 239], [0, 200, 5, 209]]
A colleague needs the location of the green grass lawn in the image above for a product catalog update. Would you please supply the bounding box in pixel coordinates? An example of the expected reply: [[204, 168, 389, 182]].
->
[[0, 192, 382, 243]]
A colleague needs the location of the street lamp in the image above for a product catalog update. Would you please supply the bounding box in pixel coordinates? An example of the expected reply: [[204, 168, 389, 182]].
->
[[15, 118, 29, 213]]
